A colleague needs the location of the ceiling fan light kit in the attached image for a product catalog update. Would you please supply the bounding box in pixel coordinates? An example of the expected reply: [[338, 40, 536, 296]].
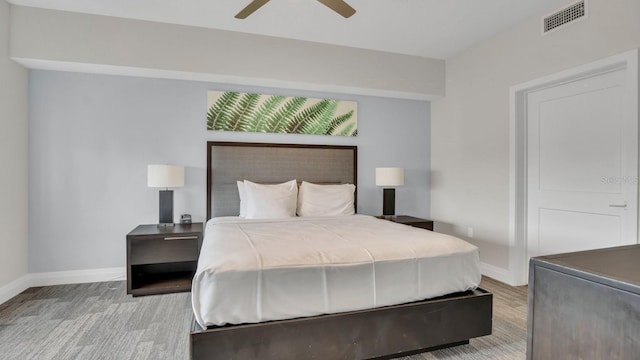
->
[[235, 0, 356, 19]]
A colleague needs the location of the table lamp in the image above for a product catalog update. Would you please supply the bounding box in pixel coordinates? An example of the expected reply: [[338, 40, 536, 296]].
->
[[375, 167, 404, 216], [148, 164, 184, 227]]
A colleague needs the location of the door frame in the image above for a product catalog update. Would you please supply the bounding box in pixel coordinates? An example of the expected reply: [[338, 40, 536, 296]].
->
[[509, 49, 639, 286]]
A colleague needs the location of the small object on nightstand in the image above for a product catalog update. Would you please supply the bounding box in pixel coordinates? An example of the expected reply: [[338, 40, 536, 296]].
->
[[126, 222, 203, 296], [180, 214, 192, 224], [377, 215, 434, 231]]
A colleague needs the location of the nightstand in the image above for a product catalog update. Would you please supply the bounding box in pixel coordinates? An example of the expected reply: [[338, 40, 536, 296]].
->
[[378, 215, 434, 231], [126, 223, 203, 296]]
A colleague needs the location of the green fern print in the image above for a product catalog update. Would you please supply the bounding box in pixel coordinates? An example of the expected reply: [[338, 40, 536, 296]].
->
[[207, 91, 357, 137]]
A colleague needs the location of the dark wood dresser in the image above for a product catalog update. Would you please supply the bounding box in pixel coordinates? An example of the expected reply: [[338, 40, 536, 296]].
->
[[527, 245, 640, 359]]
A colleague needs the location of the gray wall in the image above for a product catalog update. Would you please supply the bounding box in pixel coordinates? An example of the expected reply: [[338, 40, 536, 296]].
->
[[0, 0, 29, 289], [29, 70, 430, 273]]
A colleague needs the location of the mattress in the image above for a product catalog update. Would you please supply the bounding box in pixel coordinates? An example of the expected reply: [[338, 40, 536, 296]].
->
[[192, 215, 481, 327]]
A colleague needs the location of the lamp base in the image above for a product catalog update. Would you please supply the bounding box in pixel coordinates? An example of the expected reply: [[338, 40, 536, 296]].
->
[[382, 188, 396, 216], [159, 189, 174, 225], [157, 223, 175, 229]]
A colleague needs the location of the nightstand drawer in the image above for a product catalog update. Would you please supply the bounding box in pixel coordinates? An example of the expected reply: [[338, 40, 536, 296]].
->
[[130, 235, 199, 265], [407, 222, 433, 231], [377, 215, 434, 231]]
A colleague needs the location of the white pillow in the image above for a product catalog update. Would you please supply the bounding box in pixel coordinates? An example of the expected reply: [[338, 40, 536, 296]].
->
[[237, 181, 247, 217], [297, 181, 356, 216], [244, 179, 298, 219]]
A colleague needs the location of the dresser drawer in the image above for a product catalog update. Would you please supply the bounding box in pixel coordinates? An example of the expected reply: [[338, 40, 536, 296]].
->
[[130, 235, 200, 265]]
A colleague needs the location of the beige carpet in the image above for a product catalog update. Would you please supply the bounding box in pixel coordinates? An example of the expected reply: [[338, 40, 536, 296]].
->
[[0, 277, 528, 359]]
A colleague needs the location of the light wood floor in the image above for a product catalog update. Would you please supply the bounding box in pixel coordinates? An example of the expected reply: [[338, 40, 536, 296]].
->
[[0, 277, 528, 359]]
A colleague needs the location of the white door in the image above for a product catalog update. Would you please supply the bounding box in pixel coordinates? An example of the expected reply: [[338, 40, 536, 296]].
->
[[527, 68, 638, 264]]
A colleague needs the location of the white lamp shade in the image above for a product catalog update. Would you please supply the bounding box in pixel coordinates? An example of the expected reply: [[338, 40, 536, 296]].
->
[[148, 164, 184, 188], [375, 167, 404, 187]]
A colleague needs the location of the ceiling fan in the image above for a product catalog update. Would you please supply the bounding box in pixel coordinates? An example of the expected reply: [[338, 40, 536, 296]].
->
[[235, 0, 356, 19]]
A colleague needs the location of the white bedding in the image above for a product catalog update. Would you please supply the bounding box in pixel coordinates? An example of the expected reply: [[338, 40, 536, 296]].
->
[[192, 215, 481, 327]]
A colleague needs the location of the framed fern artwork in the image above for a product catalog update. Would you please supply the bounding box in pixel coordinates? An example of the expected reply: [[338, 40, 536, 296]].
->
[[207, 91, 358, 137]]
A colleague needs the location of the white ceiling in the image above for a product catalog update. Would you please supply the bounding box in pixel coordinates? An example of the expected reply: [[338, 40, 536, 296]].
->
[[8, 0, 570, 59]]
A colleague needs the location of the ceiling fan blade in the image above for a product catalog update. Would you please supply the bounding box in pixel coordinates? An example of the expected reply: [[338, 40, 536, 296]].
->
[[316, 0, 356, 18], [235, 0, 271, 19]]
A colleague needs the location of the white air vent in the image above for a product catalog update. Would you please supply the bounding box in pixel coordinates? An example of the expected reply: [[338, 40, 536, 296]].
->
[[542, 0, 586, 34]]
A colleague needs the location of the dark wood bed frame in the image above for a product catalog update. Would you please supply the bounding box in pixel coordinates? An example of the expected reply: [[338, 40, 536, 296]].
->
[[190, 141, 493, 360]]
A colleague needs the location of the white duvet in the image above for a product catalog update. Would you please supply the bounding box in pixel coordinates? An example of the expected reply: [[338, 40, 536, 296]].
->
[[192, 215, 481, 327]]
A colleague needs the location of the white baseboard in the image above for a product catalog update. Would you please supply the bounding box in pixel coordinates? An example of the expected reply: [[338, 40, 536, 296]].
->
[[28, 267, 126, 287], [0, 267, 126, 305], [480, 262, 514, 285], [0, 275, 31, 305]]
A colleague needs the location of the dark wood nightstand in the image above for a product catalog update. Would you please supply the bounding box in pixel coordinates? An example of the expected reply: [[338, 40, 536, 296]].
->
[[378, 215, 434, 231], [126, 223, 203, 296]]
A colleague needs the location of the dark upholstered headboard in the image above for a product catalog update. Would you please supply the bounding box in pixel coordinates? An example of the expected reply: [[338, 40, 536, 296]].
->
[[206, 142, 357, 219]]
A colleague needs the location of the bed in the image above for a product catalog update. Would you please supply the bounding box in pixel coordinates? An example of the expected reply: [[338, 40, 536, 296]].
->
[[190, 141, 492, 360]]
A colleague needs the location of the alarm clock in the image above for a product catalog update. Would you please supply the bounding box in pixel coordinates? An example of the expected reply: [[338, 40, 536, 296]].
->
[[180, 214, 192, 224]]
